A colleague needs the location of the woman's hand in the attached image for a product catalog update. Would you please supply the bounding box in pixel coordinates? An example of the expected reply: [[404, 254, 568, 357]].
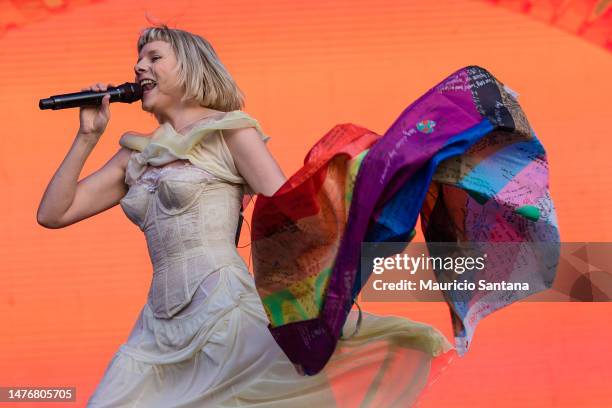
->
[[77, 82, 113, 143]]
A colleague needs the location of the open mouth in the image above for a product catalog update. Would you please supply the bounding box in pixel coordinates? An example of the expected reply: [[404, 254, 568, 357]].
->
[[141, 79, 157, 94]]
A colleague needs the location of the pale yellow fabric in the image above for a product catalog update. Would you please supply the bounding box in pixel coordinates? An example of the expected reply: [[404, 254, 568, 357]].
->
[[119, 110, 271, 196], [85, 110, 458, 407]]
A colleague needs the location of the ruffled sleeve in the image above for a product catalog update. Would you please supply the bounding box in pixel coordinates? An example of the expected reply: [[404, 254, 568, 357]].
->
[[119, 110, 271, 195]]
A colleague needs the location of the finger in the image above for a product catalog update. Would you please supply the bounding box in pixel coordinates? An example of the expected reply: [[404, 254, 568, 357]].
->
[[102, 95, 111, 115]]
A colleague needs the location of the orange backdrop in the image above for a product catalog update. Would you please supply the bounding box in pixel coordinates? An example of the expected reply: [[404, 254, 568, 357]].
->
[[1, 0, 611, 406]]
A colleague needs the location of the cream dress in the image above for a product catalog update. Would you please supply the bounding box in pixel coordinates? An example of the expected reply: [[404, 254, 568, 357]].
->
[[86, 111, 454, 408]]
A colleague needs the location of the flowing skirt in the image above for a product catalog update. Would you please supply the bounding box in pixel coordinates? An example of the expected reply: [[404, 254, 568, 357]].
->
[[87, 264, 454, 407]]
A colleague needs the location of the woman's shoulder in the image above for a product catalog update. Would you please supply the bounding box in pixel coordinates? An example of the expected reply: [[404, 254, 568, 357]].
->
[[221, 109, 260, 125], [119, 130, 152, 152], [105, 145, 135, 174], [190, 110, 260, 131], [215, 110, 271, 143]]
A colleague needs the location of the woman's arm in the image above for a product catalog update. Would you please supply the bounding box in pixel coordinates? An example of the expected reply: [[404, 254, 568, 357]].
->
[[37, 136, 131, 229], [37, 81, 133, 229], [222, 127, 287, 196]]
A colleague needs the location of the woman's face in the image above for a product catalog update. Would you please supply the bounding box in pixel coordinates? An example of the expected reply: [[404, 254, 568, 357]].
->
[[134, 40, 184, 115]]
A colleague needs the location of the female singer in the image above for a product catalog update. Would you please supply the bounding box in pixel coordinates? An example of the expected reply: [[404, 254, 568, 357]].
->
[[37, 25, 452, 407]]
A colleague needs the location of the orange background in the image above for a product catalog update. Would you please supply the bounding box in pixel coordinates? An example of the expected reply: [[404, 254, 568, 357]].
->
[[1, 0, 611, 406]]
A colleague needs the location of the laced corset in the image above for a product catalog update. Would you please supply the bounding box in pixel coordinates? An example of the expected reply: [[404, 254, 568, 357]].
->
[[119, 152, 246, 319]]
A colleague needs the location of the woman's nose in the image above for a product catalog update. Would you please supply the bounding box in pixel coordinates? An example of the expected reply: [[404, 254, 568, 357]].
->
[[134, 62, 146, 74]]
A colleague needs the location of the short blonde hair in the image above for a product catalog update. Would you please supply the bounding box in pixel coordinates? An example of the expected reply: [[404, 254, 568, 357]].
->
[[137, 24, 245, 111]]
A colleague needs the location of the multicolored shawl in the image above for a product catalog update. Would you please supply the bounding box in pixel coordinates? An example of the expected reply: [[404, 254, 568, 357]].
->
[[251, 65, 560, 375]]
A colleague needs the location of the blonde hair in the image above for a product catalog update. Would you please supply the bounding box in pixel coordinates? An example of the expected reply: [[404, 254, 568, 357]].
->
[[137, 24, 245, 111]]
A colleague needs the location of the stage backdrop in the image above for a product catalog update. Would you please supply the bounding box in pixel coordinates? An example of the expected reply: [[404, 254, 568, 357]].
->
[[1, 0, 610, 406]]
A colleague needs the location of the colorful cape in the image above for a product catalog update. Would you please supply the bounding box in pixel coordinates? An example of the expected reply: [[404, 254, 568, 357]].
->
[[251, 65, 560, 375]]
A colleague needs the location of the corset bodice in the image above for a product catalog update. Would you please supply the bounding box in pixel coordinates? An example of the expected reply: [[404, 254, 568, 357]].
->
[[120, 156, 247, 319]]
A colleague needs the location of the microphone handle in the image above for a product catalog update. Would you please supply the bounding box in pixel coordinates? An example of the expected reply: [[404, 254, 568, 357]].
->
[[39, 82, 142, 110]]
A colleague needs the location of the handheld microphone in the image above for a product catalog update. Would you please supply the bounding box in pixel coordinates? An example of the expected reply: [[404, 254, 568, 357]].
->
[[39, 82, 143, 110]]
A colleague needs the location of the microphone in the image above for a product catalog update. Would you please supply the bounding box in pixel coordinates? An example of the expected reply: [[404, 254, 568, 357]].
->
[[39, 82, 143, 110]]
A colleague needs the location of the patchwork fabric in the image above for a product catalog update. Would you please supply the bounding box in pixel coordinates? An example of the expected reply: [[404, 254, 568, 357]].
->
[[252, 65, 560, 375]]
